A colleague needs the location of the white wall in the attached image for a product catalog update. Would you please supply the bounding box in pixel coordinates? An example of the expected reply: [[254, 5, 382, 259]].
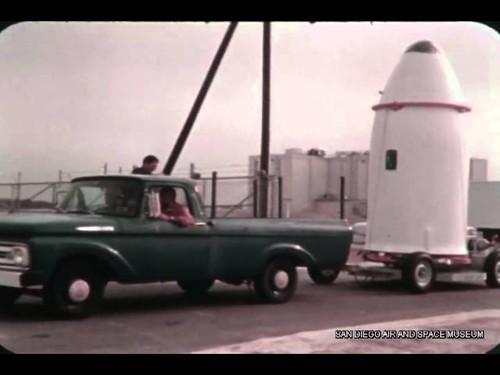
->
[[289, 154, 311, 214], [470, 158, 488, 182], [309, 156, 328, 204]]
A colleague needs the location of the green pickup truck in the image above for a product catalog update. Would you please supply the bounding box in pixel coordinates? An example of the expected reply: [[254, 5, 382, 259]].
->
[[0, 175, 352, 319]]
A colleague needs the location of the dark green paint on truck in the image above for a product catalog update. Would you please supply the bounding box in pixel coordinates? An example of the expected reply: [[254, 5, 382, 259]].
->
[[0, 175, 352, 319]]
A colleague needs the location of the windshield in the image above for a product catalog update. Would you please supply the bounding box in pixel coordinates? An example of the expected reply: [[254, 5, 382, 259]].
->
[[59, 179, 142, 217]]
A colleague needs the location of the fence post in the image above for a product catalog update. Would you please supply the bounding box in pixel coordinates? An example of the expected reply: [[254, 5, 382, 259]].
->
[[53, 169, 63, 204], [278, 176, 283, 218], [340, 176, 345, 220], [211, 171, 217, 219], [252, 178, 258, 218]]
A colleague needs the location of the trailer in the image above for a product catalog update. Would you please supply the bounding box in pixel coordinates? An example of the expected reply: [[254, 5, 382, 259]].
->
[[347, 222, 500, 293]]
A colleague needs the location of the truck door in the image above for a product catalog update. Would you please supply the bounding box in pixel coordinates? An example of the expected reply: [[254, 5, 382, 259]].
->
[[142, 185, 212, 280]]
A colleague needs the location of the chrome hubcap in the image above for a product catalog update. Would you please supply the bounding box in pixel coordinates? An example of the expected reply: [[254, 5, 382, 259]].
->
[[274, 271, 289, 289], [415, 262, 432, 288], [68, 279, 91, 303]]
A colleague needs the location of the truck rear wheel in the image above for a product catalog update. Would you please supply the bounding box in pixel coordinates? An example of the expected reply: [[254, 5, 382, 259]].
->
[[43, 261, 106, 319], [254, 258, 297, 303], [307, 267, 340, 285], [177, 280, 214, 296], [0, 286, 22, 311], [485, 252, 500, 288], [402, 253, 435, 294]]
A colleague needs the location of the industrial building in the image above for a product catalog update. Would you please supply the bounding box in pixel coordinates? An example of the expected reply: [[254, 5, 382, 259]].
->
[[249, 149, 489, 223]]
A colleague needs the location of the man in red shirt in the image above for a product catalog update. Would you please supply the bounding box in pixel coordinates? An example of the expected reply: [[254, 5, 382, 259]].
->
[[158, 187, 194, 227]]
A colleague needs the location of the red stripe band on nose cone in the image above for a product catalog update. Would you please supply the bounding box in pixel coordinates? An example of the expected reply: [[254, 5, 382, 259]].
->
[[372, 101, 471, 113]]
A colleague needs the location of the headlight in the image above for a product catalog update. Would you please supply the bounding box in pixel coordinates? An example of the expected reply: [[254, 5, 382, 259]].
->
[[6, 246, 30, 267]]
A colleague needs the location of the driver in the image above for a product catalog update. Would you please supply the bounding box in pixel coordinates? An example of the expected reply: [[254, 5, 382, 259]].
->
[[94, 186, 128, 214]]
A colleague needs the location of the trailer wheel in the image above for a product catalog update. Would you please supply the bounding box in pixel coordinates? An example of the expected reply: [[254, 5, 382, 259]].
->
[[402, 253, 435, 294], [307, 267, 340, 285], [254, 258, 298, 303], [485, 252, 500, 288]]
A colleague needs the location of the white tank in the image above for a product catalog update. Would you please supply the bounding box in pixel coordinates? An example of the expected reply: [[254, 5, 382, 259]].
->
[[365, 40, 471, 256]]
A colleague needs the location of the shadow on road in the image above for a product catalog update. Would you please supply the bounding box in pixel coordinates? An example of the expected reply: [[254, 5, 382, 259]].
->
[[0, 287, 284, 322], [344, 279, 487, 294]]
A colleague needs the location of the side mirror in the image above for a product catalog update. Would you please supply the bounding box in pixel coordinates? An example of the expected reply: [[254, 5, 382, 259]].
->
[[147, 191, 161, 218]]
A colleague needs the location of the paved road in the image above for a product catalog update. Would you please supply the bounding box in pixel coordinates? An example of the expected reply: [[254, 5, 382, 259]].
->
[[1, 269, 500, 353]]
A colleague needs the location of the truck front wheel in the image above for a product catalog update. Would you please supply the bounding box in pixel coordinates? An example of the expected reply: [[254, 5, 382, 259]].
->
[[254, 259, 298, 303], [0, 286, 22, 311], [43, 261, 106, 319], [485, 252, 500, 288]]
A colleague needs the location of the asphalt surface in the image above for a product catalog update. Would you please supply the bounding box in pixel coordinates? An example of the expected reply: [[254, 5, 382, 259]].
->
[[1, 267, 500, 354]]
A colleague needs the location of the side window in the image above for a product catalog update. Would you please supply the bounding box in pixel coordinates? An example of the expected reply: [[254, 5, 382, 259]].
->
[[82, 186, 106, 206], [150, 185, 194, 215], [386, 149, 398, 170]]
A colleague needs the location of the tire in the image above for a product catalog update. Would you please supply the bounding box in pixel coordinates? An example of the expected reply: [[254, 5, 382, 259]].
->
[[177, 280, 214, 296], [307, 267, 340, 285], [402, 253, 435, 294], [485, 252, 500, 288], [43, 261, 106, 319], [0, 286, 22, 311], [254, 258, 298, 303]]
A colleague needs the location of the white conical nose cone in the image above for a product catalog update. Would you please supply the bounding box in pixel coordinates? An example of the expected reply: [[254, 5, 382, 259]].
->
[[379, 40, 466, 104], [366, 40, 471, 256]]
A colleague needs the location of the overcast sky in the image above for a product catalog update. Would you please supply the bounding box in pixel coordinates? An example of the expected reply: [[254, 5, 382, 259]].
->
[[0, 21, 498, 182]]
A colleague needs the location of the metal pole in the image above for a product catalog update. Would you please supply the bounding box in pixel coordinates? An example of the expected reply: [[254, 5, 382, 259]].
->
[[211, 171, 217, 219], [16, 172, 22, 208], [103, 163, 108, 175], [340, 176, 345, 220], [190, 163, 195, 179], [202, 179, 207, 207], [253, 178, 258, 218], [11, 172, 22, 209], [278, 176, 283, 218], [259, 21, 271, 218], [163, 22, 238, 175], [54, 169, 63, 204]]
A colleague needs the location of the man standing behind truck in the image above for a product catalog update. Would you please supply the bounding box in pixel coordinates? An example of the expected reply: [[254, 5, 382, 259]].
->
[[132, 155, 159, 175]]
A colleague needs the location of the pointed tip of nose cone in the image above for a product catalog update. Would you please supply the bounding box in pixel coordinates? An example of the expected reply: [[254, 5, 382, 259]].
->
[[405, 40, 440, 54], [374, 40, 470, 109]]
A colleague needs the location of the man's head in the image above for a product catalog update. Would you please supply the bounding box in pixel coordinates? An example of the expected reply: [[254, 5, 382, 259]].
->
[[142, 155, 159, 173], [159, 187, 176, 206]]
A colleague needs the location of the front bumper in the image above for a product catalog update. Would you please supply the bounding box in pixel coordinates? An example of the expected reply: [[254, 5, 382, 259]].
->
[[0, 268, 23, 288]]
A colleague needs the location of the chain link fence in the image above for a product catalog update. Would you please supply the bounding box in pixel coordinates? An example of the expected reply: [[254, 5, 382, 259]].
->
[[0, 171, 283, 218]]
